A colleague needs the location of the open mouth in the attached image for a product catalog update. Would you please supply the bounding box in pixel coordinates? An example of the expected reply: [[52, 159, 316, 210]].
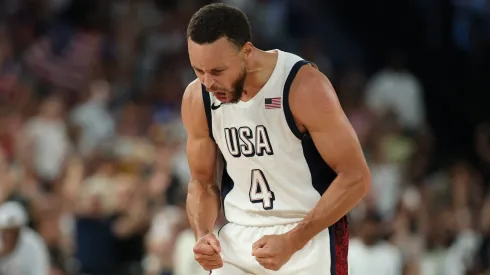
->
[[215, 92, 227, 101]]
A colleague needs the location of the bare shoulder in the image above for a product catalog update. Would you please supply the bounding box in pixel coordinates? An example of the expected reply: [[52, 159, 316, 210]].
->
[[182, 79, 217, 182], [182, 78, 203, 111], [287, 63, 369, 180], [288, 64, 342, 130], [181, 79, 208, 136]]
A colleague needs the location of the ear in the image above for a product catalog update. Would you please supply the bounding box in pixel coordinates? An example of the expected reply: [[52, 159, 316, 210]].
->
[[242, 42, 254, 58]]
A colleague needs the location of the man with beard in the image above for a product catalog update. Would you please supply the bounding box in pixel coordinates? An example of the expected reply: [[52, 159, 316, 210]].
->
[[181, 3, 371, 275]]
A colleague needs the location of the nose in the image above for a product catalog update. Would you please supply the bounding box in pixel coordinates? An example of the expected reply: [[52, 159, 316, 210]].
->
[[202, 73, 215, 91]]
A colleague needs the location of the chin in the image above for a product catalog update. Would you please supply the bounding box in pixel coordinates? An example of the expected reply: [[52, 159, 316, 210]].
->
[[228, 98, 241, 104]]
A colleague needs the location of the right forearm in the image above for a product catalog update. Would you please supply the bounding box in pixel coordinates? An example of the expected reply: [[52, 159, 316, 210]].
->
[[186, 180, 221, 239]]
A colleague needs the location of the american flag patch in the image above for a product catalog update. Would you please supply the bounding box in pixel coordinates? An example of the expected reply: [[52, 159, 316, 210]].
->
[[265, 97, 281, 109]]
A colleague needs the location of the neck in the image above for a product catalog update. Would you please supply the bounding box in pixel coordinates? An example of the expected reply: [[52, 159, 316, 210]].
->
[[240, 49, 278, 102]]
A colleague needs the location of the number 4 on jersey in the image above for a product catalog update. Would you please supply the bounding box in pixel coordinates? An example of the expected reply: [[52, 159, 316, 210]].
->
[[249, 169, 275, 210]]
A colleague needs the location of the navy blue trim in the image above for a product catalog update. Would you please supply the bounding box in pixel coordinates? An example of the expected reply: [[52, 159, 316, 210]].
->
[[283, 60, 311, 140], [285, 60, 340, 274], [220, 158, 234, 221], [302, 134, 337, 195], [217, 222, 229, 237], [302, 138, 341, 275], [301, 134, 338, 273], [329, 226, 336, 275], [201, 85, 215, 141]]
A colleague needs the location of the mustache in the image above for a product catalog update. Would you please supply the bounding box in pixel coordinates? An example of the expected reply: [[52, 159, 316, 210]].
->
[[209, 85, 228, 93], [210, 87, 227, 93]]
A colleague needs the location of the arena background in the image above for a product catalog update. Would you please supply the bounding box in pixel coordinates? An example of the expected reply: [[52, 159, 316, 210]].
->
[[0, 0, 489, 274]]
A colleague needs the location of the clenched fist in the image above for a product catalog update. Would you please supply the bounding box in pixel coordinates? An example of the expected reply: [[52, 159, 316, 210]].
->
[[252, 234, 296, 271], [193, 233, 223, 271]]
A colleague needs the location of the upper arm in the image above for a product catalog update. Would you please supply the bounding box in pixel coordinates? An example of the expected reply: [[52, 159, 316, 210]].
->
[[289, 66, 370, 185], [181, 81, 217, 184]]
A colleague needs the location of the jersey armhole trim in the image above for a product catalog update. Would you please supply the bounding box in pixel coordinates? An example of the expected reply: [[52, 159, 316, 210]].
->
[[283, 60, 310, 140], [201, 84, 215, 142]]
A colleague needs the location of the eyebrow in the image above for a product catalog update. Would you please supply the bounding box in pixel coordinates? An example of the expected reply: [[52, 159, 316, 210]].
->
[[192, 66, 227, 72]]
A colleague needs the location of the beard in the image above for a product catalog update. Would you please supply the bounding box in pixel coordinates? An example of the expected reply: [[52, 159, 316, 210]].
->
[[227, 67, 247, 104]]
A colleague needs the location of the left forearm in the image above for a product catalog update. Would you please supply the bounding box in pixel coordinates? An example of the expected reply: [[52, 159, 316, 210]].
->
[[286, 173, 369, 251]]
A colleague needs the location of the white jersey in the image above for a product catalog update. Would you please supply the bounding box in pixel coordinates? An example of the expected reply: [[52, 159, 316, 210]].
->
[[0, 228, 50, 275], [202, 50, 338, 226]]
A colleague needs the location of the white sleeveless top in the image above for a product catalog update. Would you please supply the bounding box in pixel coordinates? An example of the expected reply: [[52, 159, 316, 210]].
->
[[202, 50, 337, 226]]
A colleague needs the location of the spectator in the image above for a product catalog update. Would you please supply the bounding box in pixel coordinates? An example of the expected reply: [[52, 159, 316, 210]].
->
[[0, 201, 50, 275], [349, 212, 403, 275], [70, 79, 116, 157], [365, 49, 425, 133], [70, 154, 119, 275], [18, 95, 71, 191]]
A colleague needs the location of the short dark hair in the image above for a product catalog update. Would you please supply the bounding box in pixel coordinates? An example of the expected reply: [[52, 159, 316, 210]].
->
[[187, 3, 252, 49]]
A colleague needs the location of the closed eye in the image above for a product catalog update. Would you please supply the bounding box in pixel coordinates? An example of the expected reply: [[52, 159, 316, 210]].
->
[[211, 69, 225, 76]]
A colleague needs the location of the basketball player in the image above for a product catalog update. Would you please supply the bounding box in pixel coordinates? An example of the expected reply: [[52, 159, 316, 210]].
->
[[182, 3, 370, 275]]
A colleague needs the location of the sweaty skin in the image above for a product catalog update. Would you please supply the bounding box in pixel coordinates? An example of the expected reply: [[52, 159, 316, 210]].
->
[[251, 64, 370, 271], [183, 45, 370, 272], [182, 80, 223, 271], [288, 65, 370, 249]]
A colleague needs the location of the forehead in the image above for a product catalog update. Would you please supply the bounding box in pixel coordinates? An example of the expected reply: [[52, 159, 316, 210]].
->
[[188, 37, 240, 69]]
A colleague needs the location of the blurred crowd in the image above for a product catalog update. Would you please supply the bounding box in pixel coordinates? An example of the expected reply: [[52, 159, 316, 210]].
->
[[0, 0, 489, 275]]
